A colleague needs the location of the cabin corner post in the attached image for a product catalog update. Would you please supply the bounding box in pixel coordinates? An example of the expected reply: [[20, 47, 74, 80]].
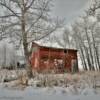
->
[[75, 50, 79, 72], [71, 51, 79, 73]]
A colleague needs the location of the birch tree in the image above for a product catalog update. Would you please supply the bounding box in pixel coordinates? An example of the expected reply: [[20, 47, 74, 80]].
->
[[71, 2, 100, 71]]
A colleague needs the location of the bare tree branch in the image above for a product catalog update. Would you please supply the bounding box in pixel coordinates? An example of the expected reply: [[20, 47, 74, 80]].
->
[[0, 2, 20, 19], [26, 0, 35, 11], [0, 13, 21, 18]]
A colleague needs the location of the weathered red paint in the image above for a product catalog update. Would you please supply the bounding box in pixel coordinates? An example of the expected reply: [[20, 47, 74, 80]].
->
[[30, 42, 78, 73]]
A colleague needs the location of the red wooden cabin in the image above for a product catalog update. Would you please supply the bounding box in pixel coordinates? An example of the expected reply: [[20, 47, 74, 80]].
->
[[30, 42, 78, 73]]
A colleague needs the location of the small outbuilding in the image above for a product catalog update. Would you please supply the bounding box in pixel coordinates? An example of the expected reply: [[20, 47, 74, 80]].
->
[[30, 42, 78, 73]]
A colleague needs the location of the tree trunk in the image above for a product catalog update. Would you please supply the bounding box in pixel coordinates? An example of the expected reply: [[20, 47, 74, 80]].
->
[[80, 46, 88, 70], [85, 28, 95, 70], [75, 34, 88, 71], [91, 31, 100, 70], [21, 4, 33, 78], [84, 46, 92, 70], [23, 42, 33, 78]]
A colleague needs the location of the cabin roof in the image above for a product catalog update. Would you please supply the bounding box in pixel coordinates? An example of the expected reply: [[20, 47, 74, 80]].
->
[[32, 42, 78, 51]]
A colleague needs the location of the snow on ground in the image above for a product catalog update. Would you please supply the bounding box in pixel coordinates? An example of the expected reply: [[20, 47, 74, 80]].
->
[[0, 86, 100, 100], [0, 70, 100, 100]]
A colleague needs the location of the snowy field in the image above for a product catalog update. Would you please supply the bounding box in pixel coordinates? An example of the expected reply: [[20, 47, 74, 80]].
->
[[0, 70, 100, 100], [0, 86, 100, 100]]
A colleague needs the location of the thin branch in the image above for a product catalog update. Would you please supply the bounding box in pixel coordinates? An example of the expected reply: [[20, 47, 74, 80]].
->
[[10, 0, 21, 8], [0, 13, 21, 18], [26, 0, 35, 11], [28, 25, 59, 43], [26, 0, 51, 33], [0, 2, 20, 19], [26, 13, 43, 33]]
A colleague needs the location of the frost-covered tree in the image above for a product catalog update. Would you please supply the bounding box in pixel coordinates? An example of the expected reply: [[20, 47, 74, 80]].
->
[[71, 0, 100, 71], [0, 42, 17, 68], [0, 0, 62, 77]]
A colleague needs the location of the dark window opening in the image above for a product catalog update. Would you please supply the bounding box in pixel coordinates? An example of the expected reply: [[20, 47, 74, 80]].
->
[[64, 50, 67, 53]]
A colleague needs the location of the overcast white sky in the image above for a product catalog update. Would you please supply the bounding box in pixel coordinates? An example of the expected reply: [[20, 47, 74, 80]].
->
[[52, 0, 89, 24]]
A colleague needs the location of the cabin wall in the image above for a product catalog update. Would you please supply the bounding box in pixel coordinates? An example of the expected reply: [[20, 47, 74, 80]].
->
[[30, 46, 40, 70], [30, 45, 78, 73]]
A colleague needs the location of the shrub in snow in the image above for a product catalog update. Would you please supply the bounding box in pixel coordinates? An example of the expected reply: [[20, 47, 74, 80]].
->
[[0, 41, 17, 69]]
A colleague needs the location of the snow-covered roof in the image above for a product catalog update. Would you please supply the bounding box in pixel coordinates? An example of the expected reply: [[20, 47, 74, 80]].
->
[[33, 41, 77, 50]]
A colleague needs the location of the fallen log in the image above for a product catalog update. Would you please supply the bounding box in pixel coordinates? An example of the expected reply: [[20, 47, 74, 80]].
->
[[4, 77, 18, 82]]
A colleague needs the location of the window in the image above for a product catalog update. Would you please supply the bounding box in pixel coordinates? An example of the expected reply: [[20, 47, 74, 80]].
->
[[64, 50, 67, 53]]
